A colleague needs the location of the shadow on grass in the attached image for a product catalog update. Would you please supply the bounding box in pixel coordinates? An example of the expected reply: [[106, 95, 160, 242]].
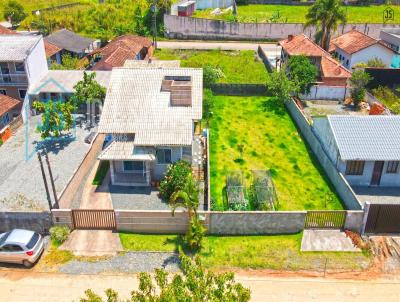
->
[[261, 97, 286, 116]]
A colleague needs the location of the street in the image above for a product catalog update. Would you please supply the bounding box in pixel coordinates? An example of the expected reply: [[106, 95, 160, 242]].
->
[[1, 270, 400, 302]]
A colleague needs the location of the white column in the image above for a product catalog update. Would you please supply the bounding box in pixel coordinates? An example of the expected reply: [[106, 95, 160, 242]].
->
[[110, 161, 115, 185]]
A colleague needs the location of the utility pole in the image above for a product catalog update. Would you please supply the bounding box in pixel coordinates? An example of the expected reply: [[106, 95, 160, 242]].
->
[[152, 0, 157, 49], [44, 149, 59, 209], [37, 152, 53, 210]]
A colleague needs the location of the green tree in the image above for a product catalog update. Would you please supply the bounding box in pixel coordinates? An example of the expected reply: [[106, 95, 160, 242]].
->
[[349, 69, 372, 107], [304, 0, 347, 51], [133, 6, 147, 36], [287, 55, 318, 96], [3, 0, 26, 26], [73, 72, 106, 106], [80, 254, 251, 302], [366, 57, 387, 68], [203, 64, 225, 87], [266, 66, 296, 103], [159, 160, 192, 200], [32, 100, 75, 139], [50, 53, 83, 70]]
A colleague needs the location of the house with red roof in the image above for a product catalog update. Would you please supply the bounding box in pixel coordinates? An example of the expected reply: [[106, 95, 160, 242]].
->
[[329, 29, 396, 69], [88, 35, 154, 71], [0, 94, 21, 132]]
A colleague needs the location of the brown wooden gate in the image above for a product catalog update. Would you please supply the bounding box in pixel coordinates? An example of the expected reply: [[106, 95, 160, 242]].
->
[[305, 211, 347, 229], [72, 209, 116, 230], [365, 204, 400, 234]]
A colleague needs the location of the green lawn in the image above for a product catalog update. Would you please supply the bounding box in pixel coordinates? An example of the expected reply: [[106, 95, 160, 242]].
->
[[193, 4, 400, 23], [0, 0, 90, 16], [92, 161, 109, 186], [209, 96, 343, 211], [154, 49, 268, 84], [119, 232, 371, 271]]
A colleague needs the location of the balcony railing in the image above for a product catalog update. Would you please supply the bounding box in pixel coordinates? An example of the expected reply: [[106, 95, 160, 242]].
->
[[0, 73, 28, 85]]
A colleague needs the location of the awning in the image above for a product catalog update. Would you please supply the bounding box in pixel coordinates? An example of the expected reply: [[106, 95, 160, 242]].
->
[[98, 141, 156, 161]]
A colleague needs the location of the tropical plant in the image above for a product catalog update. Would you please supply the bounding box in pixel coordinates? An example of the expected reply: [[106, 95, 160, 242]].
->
[[287, 55, 318, 96], [80, 254, 251, 302], [371, 86, 400, 114], [203, 64, 225, 87], [266, 66, 296, 103], [32, 100, 75, 139], [3, 0, 26, 26], [304, 0, 347, 50], [366, 57, 387, 68], [50, 53, 85, 70], [49, 226, 70, 245], [73, 72, 106, 106], [159, 160, 192, 200], [349, 69, 372, 106]]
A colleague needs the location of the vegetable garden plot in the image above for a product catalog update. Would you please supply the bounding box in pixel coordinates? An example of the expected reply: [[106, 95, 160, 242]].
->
[[226, 170, 246, 205], [252, 170, 278, 210]]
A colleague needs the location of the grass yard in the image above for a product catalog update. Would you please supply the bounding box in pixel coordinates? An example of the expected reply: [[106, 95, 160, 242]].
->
[[0, 0, 90, 16], [92, 160, 109, 186], [119, 232, 371, 271], [154, 49, 268, 84], [193, 4, 400, 23], [209, 96, 343, 211]]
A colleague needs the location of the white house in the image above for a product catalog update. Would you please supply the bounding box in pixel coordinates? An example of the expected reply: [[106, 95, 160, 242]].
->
[[380, 28, 400, 54], [97, 63, 203, 186], [329, 30, 396, 69], [313, 115, 400, 187]]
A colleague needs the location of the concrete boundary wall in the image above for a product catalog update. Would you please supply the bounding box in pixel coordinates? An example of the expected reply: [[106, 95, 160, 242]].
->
[[0, 211, 52, 234], [286, 99, 362, 210], [164, 15, 400, 41]]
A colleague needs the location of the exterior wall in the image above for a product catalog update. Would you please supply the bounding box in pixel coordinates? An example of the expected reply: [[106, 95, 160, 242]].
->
[[25, 37, 48, 86], [312, 117, 339, 164], [151, 146, 185, 180], [0, 86, 22, 100], [301, 85, 348, 100], [209, 211, 306, 235], [344, 210, 364, 233], [286, 99, 362, 209], [380, 31, 400, 53], [196, 0, 233, 9], [0, 211, 53, 234]]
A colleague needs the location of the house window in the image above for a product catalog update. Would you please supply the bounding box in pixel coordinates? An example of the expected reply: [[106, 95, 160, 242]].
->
[[123, 161, 144, 171], [2, 113, 10, 125], [156, 149, 172, 164], [15, 62, 25, 73], [386, 161, 399, 174], [18, 89, 26, 100], [346, 59, 349, 67], [0, 89, 6, 95], [345, 161, 365, 175]]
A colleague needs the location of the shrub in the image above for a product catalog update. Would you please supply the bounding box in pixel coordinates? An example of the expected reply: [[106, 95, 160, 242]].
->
[[0, 139, 3, 147], [203, 64, 225, 87], [350, 69, 372, 106], [50, 225, 70, 245], [185, 216, 206, 251], [159, 160, 192, 201]]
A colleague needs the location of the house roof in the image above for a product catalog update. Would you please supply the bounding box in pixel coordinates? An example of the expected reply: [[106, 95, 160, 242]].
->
[[327, 115, 400, 161], [321, 56, 352, 79], [44, 40, 62, 57], [90, 35, 153, 70], [98, 67, 203, 146], [28, 70, 111, 94], [123, 59, 181, 68], [329, 29, 393, 55], [0, 24, 15, 35], [0, 35, 42, 61], [0, 94, 21, 117], [45, 29, 94, 53], [98, 141, 156, 161], [279, 34, 327, 57]]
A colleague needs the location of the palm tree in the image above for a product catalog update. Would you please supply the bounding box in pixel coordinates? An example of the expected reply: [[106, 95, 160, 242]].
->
[[304, 0, 347, 51], [169, 175, 200, 219]]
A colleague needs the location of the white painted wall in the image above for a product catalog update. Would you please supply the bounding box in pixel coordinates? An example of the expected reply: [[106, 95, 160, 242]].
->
[[25, 36, 48, 86], [312, 117, 339, 164], [195, 0, 233, 9], [151, 146, 187, 180], [301, 85, 348, 100]]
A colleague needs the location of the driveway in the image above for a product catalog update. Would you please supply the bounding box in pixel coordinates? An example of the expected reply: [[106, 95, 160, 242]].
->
[[1, 271, 400, 302]]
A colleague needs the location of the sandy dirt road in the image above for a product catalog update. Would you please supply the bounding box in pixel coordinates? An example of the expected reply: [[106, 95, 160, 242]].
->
[[1, 270, 400, 302]]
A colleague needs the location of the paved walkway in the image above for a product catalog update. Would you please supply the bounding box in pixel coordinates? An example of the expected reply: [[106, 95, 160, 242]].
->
[[1, 271, 400, 302], [353, 186, 400, 205], [301, 230, 360, 252]]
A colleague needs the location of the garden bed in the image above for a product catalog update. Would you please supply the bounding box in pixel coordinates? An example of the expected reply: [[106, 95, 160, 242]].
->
[[209, 96, 344, 211]]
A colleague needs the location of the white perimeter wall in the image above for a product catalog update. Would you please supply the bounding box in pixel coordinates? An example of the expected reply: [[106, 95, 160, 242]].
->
[[301, 85, 348, 101]]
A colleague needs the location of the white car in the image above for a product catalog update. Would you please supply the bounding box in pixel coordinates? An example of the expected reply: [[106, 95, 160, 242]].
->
[[0, 229, 44, 267]]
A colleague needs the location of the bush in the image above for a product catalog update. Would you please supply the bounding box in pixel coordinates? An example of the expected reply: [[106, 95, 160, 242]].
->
[[159, 160, 192, 201], [50, 225, 70, 245], [0, 139, 3, 147], [203, 64, 225, 87], [185, 216, 206, 251]]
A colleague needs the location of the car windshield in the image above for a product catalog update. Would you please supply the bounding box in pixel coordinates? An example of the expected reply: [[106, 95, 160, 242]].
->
[[0, 232, 10, 246], [26, 233, 39, 250]]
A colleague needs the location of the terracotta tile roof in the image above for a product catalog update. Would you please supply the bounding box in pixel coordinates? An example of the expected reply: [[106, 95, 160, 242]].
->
[[279, 34, 327, 57], [0, 94, 21, 117], [329, 30, 384, 54], [90, 35, 153, 71], [44, 40, 62, 57], [0, 24, 15, 35], [321, 56, 352, 78]]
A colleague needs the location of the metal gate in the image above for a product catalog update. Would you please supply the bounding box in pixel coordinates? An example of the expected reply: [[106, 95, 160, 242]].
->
[[305, 211, 347, 229], [365, 204, 400, 234], [72, 209, 116, 230]]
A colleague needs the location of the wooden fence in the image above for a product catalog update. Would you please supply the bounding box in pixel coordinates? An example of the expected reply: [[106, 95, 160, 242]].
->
[[72, 209, 116, 230], [305, 211, 347, 229]]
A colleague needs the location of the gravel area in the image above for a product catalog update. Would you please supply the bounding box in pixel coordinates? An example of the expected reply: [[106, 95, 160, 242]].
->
[[59, 252, 180, 274], [110, 186, 170, 210], [0, 114, 91, 210]]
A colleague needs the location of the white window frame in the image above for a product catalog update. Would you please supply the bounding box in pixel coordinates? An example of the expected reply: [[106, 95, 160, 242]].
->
[[386, 161, 399, 174], [123, 161, 144, 173], [14, 62, 25, 73], [18, 89, 27, 100], [156, 148, 172, 165]]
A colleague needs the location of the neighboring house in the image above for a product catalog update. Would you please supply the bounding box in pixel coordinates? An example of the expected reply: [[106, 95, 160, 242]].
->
[[44, 40, 62, 66], [0, 35, 48, 101], [45, 29, 97, 58], [279, 34, 351, 99], [380, 28, 400, 54], [88, 35, 153, 71], [313, 115, 400, 187], [0, 94, 21, 131], [329, 29, 396, 69], [0, 24, 15, 35], [97, 64, 202, 186]]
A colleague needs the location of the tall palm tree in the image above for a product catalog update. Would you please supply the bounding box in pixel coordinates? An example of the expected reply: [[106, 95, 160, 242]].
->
[[169, 175, 200, 219], [304, 0, 347, 51]]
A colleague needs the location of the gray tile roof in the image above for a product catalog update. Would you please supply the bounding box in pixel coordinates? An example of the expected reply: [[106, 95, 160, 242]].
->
[[0, 35, 42, 61], [123, 60, 181, 68], [98, 67, 202, 146], [328, 115, 400, 161], [28, 70, 111, 94], [45, 29, 94, 53]]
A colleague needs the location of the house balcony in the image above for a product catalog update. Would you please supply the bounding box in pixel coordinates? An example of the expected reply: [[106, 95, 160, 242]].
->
[[0, 73, 28, 86]]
